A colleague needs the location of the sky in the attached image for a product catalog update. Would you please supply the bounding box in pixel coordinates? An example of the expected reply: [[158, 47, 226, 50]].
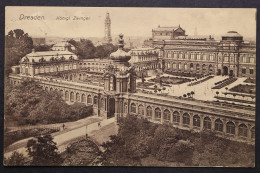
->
[[5, 7, 257, 40]]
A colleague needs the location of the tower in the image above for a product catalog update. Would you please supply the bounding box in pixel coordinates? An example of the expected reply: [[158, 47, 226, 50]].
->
[[104, 13, 112, 44]]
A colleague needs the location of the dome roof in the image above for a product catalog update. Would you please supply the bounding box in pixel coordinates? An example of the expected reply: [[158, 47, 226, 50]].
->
[[223, 31, 242, 37], [109, 34, 131, 63], [110, 49, 131, 62]]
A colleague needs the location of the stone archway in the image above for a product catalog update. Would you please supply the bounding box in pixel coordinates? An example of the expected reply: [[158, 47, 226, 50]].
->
[[223, 66, 228, 76], [107, 97, 115, 118]]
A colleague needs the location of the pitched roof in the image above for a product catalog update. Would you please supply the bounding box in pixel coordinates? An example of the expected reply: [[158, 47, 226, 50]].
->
[[20, 50, 78, 63]]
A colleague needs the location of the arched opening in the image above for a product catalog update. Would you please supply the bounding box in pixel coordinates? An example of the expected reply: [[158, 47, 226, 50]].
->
[[190, 63, 194, 71], [70, 92, 74, 102], [226, 121, 235, 135], [138, 105, 144, 116], [93, 96, 98, 105], [209, 64, 213, 73], [217, 69, 221, 75], [131, 103, 137, 114], [183, 113, 190, 126], [229, 70, 234, 77], [196, 64, 200, 71], [76, 93, 80, 102], [163, 109, 171, 122], [146, 106, 152, 119], [81, 94, 86, 103], [193, 115, 200, 128], [65, 91, 69, 101], [238, 124, 248, 138], [203, 117, 212, 130], [223, 66, 228, 76], [155, 108, 161, 121], [108, 98, 115, 118], [215, 119, 223, 132], [173, 111, 180, 124], [87, 95, 92, 105]]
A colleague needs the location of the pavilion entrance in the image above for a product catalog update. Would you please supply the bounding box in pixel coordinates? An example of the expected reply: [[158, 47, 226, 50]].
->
[[107, 97, 115, 118]]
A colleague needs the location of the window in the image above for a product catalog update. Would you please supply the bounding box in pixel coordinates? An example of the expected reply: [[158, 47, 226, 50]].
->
[[224, 55, 229, 62], [196, 64, 200, 71], [173, 111, 180, 123], [183, 113, 190, 126], [179, 53, 183, 59], [155, 108, 161, 121], [131, 103, 136, 113], [70, 92, 74, 102], [203, 54, 207, 60], [202, 64, 206, 71], [87, 95, 92, 104], [242, 68, 246, 74], [163, 109, 171, 122], [174, 52, 178, 59], [250, 57, 255, 63], [215, 119, 223, 132], [242, 56, 247, 63], [76, 93, 80, 102], [65, 91, 69, 101], [138, 105, 144, 115], [81, 94, 86, 103], [204, 117, 212, 130], [238, 124, 248, 137], [193, 115, 200, 127], [209, 64, 213, 72], [251, 127, 255, 139], [184, 64, 187, 70], [191, 53, 195, 60], [226, 121, 235, 135], [146, 106, 152, 118], [250, 69, 254, 74], [210, 54, 214, 61], [94, 96, 97, 105]]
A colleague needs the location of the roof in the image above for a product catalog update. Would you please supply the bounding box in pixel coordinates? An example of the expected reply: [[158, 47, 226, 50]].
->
[[153, 26, 180, 32], [20, 50, 78, 63], [223, 31, 242, 37]]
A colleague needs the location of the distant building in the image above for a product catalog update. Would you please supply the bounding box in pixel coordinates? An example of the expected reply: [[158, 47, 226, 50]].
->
[[104, 13, 112, 44], [51, 41, 75, 51], [152, 25, 186, 41]]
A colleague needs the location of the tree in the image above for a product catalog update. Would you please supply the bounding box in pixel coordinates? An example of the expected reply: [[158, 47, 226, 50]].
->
[[216, 91, 219, 97], [5, 29, 33, 74], [26, 134, 63, 166], [187, 93, 191, 98], [191, 91, 195, 98], [4, 151, 26, 166], [183, 94, 187, 98]]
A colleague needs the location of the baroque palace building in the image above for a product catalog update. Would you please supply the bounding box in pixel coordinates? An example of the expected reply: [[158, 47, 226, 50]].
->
[[137, 27, 256, 79], [9, 33, 255, 144]]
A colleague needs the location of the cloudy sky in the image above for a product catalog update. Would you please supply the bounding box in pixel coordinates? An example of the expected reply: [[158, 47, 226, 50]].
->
[[5, 7, 257, 39]]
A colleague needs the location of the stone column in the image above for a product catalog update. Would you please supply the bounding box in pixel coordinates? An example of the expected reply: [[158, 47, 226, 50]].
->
[[152, 106, 155, 121], [143, 103, 147, 118], [180, 111, 183, 127], [160, 107, 164, 124], [235, 121, 239, 139], [190, 113, 193, 129], [200, 115, 204, 131], [223, 119, 227, 137], [211, 117, 216, 131]]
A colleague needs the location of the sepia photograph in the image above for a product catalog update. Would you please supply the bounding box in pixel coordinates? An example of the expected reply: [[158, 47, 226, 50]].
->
[[3, 7, 256, 167]]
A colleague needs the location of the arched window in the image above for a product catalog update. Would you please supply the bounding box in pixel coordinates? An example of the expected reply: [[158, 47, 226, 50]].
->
[[196, 64, 200, 71], [163, 109, 171, 122], [184, 64, 187, 70], [94, 96, 98, 105], [238, 124, 248, 137], [173, 111, 180, 123], [183, 113, 190, 126], [81, 94, 86, 103], [209, 64, 213, 72], [215, 119, 223, 132], [138, 105, 144, 115], [193, 115, 200, 127], [202, 64, 206, 71], [204, 117, 212, 130], [87, 95, 92, 104], [251, 127, 255, 139], [131, 103, 136, 113], [76, 93, 80, 102], [155, 108, 161, 121], [146, 106, 152, 118], [190, 63, 194, 70], [226, 121, 235, 135], [70, 92, 74, 102], [65, 91, 69, 101]]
